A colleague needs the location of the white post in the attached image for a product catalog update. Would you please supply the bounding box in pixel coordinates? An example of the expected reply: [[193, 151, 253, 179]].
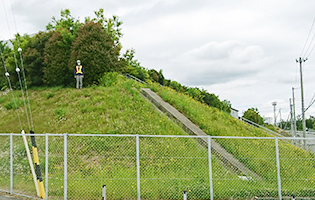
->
[[21, 130, 39, 196], [45, 134, 49, 200], [136, 135, 141, 200], [183, 190, 187, 200], [102, 185, 106, 200], [275, 138, 282, 200], [208, 136, 213, 200], [64, 133, 67, 200], [10, 134, 13, 194]]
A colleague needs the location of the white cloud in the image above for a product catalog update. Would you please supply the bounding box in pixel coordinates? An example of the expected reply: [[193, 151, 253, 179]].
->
[[183, 41, 264, 63]]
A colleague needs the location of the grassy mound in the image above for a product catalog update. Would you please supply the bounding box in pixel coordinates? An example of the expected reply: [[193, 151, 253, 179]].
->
[[0, 77, 314, 199], [150, 83, 315, 197]]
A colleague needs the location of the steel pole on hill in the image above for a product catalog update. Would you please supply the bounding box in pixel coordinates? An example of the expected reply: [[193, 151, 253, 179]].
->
[[296, 57, 307, 149], [292, 88, 297, 138]]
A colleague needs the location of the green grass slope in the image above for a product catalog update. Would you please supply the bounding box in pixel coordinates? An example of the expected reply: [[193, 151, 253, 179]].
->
[[150, 83, 315, 197], [0, 77, 314, 199], [0, 78, 252, 199]]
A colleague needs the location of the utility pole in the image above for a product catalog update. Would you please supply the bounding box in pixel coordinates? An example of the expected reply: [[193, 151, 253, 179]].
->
[[272, 102, 277, 126], [279, 109, 282, 129], [292, 87, 297, 138], [290, 99, 294, 136], [296, 57, 307, 148]]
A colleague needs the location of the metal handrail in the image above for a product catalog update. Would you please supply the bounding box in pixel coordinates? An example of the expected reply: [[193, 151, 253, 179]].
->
[[241, 117, 284, 137]]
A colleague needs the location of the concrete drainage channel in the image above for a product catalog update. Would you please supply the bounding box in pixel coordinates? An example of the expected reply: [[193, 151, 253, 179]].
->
[[141, 88, 261, 180]]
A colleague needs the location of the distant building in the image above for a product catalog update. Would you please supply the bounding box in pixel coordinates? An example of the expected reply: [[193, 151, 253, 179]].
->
[[230, 108, 239, 119]]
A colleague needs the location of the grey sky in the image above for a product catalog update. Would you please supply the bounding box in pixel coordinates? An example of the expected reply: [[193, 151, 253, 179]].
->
[[1, 0, 315, 122]]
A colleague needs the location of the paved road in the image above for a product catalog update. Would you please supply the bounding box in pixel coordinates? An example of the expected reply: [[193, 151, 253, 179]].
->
[[0, 192, 29, 200]]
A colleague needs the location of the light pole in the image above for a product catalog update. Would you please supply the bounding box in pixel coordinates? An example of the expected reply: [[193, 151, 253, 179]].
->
[[272, 102, 277, 126]]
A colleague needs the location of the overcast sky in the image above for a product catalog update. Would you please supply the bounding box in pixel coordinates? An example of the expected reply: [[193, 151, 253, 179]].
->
[[1, 0, 315, 122]]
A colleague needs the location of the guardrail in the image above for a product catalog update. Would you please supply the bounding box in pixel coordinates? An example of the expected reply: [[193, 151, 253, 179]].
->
[[241, 117, 284, 137]]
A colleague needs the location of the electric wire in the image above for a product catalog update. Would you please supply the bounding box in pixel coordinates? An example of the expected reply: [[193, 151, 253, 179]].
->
[[2, 0, 31, 131], [10, 0, 35, 131], [306, 43, 315, 58], [3, 0, 34, 132], [301, 15, 315, 58], [305, 93, 315, 112], [0, 45, 23, 131], [303, 32, 315, 58], [300, 15, 315, 57]]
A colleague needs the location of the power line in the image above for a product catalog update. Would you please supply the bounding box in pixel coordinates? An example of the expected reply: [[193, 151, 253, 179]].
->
[[301, 15, 315, 58], [2, 0, 35, 132], [0, 46, 23, 130], [10, 0, 35, 131]]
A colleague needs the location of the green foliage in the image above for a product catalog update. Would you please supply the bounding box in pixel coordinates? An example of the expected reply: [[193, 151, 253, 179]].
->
[[98, 72, 119, 87], [122, 48, 150, 82], [1, 34, 31, 89], [243, 108, 264, 125], [55, 108, 66, 119], [70, 22, 121, 86], [186, 87, 204, 102], [0, 41, 10, 90], [1, 83, 315, 198], [203, 93, 221, 110], [46, 92, 55, 99], [43, 31, 72, 86], [151, 84, 315, 193], [148, 69, 165, 85], [90, 8, 123, 47], [46, 9, 82, 36], [24, 31, 53, 86], [4, 99, 23, 110], [169, 81, 185, 93]]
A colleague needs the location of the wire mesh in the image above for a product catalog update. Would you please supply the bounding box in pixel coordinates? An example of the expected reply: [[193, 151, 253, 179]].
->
[[66, 135, 136, 200], [278, 138, 315, 198], [12, 135, 37, 197], [213, 137, 279, 199], [0, 135, 10, 193], [139, 136, 210, 199], [1, 134, 315, 199]]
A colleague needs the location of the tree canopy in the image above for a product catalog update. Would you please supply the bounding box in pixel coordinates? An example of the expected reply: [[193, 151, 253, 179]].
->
[[0, 8, 232, 114], [243, 108, 264, 125]]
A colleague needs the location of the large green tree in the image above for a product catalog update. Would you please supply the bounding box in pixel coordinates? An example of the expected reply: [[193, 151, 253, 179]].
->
[[88, 8, 123, 48], [243, 108, 264, 125], [46, 9, 82, 37], [69, 21, 121, 86], [121, 49, 149, 82], [1, 34, 31, 89], [23, 31, 53, 86], [43, 31, 72, 86], [0, 41, 12, 90]]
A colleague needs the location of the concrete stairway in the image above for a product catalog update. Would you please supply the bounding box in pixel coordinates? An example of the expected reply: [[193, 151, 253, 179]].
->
[[141, 88, 260, 179]]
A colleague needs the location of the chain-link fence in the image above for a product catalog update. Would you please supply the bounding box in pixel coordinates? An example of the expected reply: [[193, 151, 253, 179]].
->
[[0, 133, 315, 200]]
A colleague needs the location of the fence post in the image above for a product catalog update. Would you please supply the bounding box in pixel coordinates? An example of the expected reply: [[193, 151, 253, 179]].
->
[[275, 138, 282, 200], [102, 185, 106, 200], [208, 136, 213, 200], [45, 134, 49, 200], [183, 190, 187, 200], [64, 133, 67, 200], [136, 134, 141, 200], [10, 133, 13, 194]]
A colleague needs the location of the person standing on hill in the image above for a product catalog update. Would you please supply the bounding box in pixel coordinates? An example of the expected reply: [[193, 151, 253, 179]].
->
[[74, 60, 85, 89]]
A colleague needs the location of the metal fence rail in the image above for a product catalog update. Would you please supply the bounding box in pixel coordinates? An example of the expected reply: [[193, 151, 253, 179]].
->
[[0, 133, 315, 200]]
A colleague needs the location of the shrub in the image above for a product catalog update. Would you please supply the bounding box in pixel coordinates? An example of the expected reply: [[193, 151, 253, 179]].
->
[[98, 72, 119, 87]]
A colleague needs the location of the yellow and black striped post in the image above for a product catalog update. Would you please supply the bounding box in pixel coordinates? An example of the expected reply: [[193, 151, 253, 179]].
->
[[30, 131, 46, 199]]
